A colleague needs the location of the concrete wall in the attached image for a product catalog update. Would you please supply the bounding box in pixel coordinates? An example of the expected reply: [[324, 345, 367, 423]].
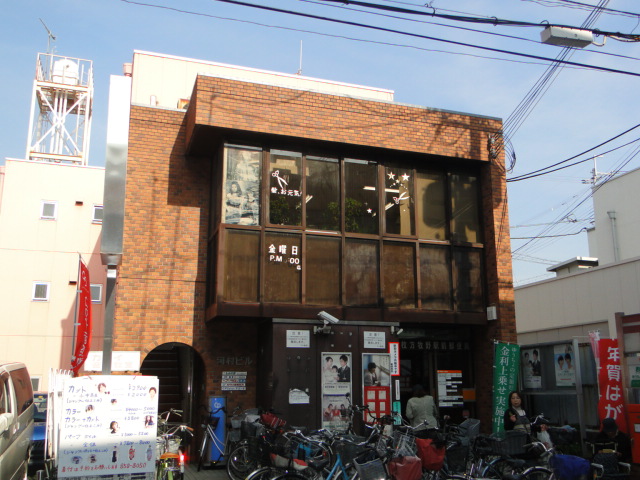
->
[[515, 256, 640, 344], [0, 159, 105, 390]]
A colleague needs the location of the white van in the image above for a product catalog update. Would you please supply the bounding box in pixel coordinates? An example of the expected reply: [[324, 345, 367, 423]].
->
[[0, 363, 34, 480]]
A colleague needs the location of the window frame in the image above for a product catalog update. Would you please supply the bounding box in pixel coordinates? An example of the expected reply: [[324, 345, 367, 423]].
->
[[92, 204, 104, 224]]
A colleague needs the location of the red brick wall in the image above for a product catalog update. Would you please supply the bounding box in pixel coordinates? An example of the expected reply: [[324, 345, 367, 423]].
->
[[118, 76, 514, 428]]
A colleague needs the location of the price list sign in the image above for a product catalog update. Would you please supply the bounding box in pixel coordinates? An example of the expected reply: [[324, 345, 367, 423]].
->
[[58, 375, 159, 478], [437, 370, 464, 407]]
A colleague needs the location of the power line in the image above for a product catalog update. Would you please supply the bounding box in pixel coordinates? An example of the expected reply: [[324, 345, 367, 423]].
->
[[512, 227, 588, 239], [522, 0, 640, 19], [127, 0, 640, 77]]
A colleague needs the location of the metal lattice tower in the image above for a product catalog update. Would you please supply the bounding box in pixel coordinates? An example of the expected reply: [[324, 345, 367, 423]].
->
[[26, 53, 93, 165]]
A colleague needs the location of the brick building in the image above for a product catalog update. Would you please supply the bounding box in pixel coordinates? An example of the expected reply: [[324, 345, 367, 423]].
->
[[102, 51, 514, 431]]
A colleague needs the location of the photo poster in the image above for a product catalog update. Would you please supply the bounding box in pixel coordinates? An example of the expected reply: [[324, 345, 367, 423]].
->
[[58, 375, 159, 478], [554, 344, 576, 387], [321, 352, 352, 430], [362, 353, 392, 424], [223, 146, 261, 225], [521, 347, 542, 389]]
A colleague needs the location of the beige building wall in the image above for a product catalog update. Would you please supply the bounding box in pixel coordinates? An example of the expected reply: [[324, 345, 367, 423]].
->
[[0, 159, 105, 390], [129, 50, 395, 109], [515, 256, 640, 344]]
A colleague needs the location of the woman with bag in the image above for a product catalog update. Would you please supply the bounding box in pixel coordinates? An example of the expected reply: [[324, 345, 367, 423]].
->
[[503, 390, 531, 433], [405, 384, 438, 428]]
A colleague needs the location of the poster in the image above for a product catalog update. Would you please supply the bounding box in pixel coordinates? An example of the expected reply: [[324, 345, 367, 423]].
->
[[554, 344, 576, 387], [521, 348, 542, 389], [58, 375, 159, 478], [437, 370, 464, 407], [223, 146, 261, 225], [362, 354, 392, 423], [321, 352, 352, 430], [492, 343, 520, 434]]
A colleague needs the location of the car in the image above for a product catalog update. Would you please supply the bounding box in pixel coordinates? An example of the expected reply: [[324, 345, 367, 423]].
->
[[28, 392, 48, 476], [0, 362, 34, 480]]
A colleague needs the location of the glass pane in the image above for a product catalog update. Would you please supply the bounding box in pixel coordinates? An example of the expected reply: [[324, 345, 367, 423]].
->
[[344, 239, 379, 306], [269, 150, 302, 226], [419, 245, 452, 310], [384, 167, 415, 235], [382, 242, 415, 308], [264, 232, 302, 303], [306, 156, 340, 231], [453, 249, 483, 312], [344, 159, 379, 234], [306, 236, 341, 305], [223, 146, 262, 225], [223, 229, 260, 302], [451, 174, 481, 243], [416, 171, 446, 240]]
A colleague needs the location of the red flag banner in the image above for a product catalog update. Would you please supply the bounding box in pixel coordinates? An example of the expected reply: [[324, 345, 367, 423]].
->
[[71, 261, 93, 375], [597, 339, 627, 433]]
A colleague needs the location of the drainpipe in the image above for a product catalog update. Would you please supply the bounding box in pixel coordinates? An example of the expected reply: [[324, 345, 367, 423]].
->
[[607, 211, 620, 262]]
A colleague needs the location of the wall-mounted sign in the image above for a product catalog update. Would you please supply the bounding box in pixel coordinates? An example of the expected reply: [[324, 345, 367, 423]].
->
[[364, 331, 386, 349], [437, 370, 464, 407], [321, 352, 352, 430], [401, 340, 469, 351], [289, 388, 310, 404], [287, 330, 310, 348], [84, 351, 141, 372], [389, 342, 400, 375], [362, 353, 392, 423], [222, 371, 247, 391]]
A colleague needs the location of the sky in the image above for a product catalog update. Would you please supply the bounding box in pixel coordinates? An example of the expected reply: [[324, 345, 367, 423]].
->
[[2, 0, 639, 287]]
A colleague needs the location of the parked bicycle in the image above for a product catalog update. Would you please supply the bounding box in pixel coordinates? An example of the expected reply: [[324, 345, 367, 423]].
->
[[197, 404, 245, 471], [156, 422, 193, 480]]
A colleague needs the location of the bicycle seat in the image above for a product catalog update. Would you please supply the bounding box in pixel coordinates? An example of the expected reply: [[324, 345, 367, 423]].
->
[[307, 456, 331, 470], [504, 457, 527, 469]]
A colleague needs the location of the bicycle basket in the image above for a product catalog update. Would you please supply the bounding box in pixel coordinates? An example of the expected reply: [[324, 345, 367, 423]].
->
[[241, 420, 264, 439], [415, 438, 445, 471], [484, 431, 529, 456], [166, 438, 181, 454], [456, 418, 480, 446], [261, 412, 286, 429], [335, 436, 369, 465], [549, 454, 591, 480], [354, 456, 387, 480], [444, 444, 469, 474], [392, 432, 417, 457], [388, 456, 422, 480], [231, 415, 244, 429]]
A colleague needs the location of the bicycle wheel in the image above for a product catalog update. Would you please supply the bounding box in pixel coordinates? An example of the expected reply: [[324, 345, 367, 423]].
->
[[273, 473, 309, 480], [197, 434, 209, 471], [227, 442, 260, 480], [516, 467, 551, 480]]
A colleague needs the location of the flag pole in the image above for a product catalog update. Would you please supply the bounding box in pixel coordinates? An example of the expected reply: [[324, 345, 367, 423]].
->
[[70, 254, 81, 374]]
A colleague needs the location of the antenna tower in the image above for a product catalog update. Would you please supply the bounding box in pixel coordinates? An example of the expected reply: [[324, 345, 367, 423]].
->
[[25, 22, 93, 165]]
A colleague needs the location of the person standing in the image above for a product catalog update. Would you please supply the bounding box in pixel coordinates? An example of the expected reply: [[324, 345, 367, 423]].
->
[[503, 391, 531, 433], [405, 384, 438, 427]]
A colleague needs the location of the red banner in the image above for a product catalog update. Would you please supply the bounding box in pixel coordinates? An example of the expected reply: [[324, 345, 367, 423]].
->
[[597, 339, 627, 433], [71, 261, 92, 375]]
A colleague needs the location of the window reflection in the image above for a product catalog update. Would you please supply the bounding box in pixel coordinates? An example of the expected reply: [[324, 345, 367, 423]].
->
[[344, 159, 379, 234], [306, 236, 341, 304], [416, 171, 446, 240], [223, 230, 260, 302], [264, 232, 302, 303], [269, 150, 302, 226], [306, 156, 340, 231], [383, 242, 416, 308], [345, 239, 379, 306], [384, 167, 415, 235], [453, 248, 483, 312], [420, 245, 452, 310], [451, 174, 481, 243]]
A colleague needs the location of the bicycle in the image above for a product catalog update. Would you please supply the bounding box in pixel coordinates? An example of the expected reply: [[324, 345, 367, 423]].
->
[[156, 423, 194, 480], [197, 404, 244, 471]]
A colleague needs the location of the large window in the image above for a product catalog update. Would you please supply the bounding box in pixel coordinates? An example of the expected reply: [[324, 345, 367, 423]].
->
[[344, 159, 379, 235], [306, 156, 340, 231], [217, 144, 485, 313], [269, 151, 302, 226], [384, 166, 415, 236], [223, 146, 262, 225]]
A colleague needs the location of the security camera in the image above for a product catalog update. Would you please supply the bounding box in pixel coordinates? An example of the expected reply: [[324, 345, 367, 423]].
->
[[317, 311, 340, 325]]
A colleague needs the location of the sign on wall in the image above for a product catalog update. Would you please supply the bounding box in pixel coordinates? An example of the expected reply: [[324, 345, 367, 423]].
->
[[437, 370, 464, 407], [321, 352, 352, 430], [362, 353, 392, 423], [492, 343, 520, 434], [58, 375, 158, 478]]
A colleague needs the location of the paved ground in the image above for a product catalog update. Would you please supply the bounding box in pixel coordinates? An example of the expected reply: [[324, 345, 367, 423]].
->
[[184, 463, 229, 480]]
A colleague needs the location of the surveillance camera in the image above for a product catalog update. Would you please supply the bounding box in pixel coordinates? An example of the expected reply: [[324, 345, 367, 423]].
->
[[317, 311, 340, 325]]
